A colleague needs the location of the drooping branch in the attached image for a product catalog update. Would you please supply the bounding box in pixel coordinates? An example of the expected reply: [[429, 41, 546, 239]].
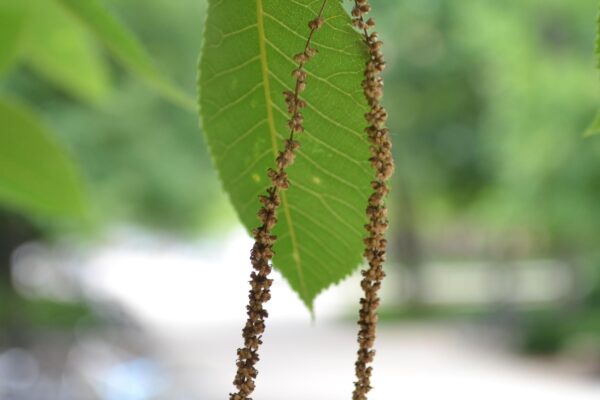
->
[[351, 1, 394, 399], [229, 2, 328, 399]]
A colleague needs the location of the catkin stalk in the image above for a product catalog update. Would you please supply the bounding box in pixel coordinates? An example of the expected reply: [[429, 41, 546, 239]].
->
[[351, 1, 394, 399], [229, 2, 328, 399]]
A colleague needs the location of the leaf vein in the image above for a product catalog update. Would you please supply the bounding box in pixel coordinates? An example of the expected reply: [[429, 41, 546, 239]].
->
[[264, 38, 365, 109], [206, 81, 263, 122], [202, 55, 260, 85]]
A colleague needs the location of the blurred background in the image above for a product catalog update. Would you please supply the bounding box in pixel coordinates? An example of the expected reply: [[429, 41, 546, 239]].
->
[[1, 0, 600, 399]]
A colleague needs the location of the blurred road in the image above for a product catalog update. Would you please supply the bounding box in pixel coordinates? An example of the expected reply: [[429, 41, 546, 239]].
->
[[151, 322, 600, 400], [10, 230, 600, 399]]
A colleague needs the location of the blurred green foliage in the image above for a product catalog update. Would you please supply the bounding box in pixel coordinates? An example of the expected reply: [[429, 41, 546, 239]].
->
[[375, 0, 599, 353], [56, 0, 195, 109], [373, 0, 598, 253], [0, 0, 224, 233], [0, 99, 84, 218], [0, 280, 96, 329], [43, 0, 229, 232], [584, 4, 600, 136], [0, 0, 26, 74], [0, 0, 598, 349], [23, 0, 111, 104], [2, 0, 598, 239], [0, 0, 598, 253]]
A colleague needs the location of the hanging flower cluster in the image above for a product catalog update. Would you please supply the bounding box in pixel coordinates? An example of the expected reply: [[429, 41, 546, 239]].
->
[[229, 3, 328, 399], [351, 0, 394, 399]]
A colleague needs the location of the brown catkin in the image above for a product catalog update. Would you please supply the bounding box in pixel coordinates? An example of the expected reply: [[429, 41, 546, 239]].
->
[[351, 1, 394, 399], [229, 2, 328, 400]]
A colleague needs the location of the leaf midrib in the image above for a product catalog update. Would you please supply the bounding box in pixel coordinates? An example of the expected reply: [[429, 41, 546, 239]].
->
[[255, 0, 308, 301]]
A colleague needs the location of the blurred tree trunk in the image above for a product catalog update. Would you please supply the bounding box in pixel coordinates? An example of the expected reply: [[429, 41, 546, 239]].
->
[[394, 178, 425, 308], [0, 212, 38, 346]]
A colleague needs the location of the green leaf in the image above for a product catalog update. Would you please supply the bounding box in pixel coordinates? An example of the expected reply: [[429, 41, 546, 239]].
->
[[596, 3, 600, 70], [585, 110, 600, 137], [585, 7, 600, 137], [22, 0, 111, 104], [199, 0, 371, 308], [54, 0, 195, 110], [0, 0, 27, 75], [0, 99, 86, 218]]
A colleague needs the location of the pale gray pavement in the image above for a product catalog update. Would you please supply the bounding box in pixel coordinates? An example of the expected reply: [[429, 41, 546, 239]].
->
[[150, 322, 600, 400]]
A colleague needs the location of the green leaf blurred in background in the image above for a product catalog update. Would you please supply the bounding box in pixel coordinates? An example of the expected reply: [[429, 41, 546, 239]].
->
[[0, 0, 27, 75], [0, 99, 85, 218]]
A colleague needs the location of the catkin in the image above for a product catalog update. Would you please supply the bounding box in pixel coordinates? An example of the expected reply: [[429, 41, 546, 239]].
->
[[351, 1, 394, 399], [229, 2, 328, 399]]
